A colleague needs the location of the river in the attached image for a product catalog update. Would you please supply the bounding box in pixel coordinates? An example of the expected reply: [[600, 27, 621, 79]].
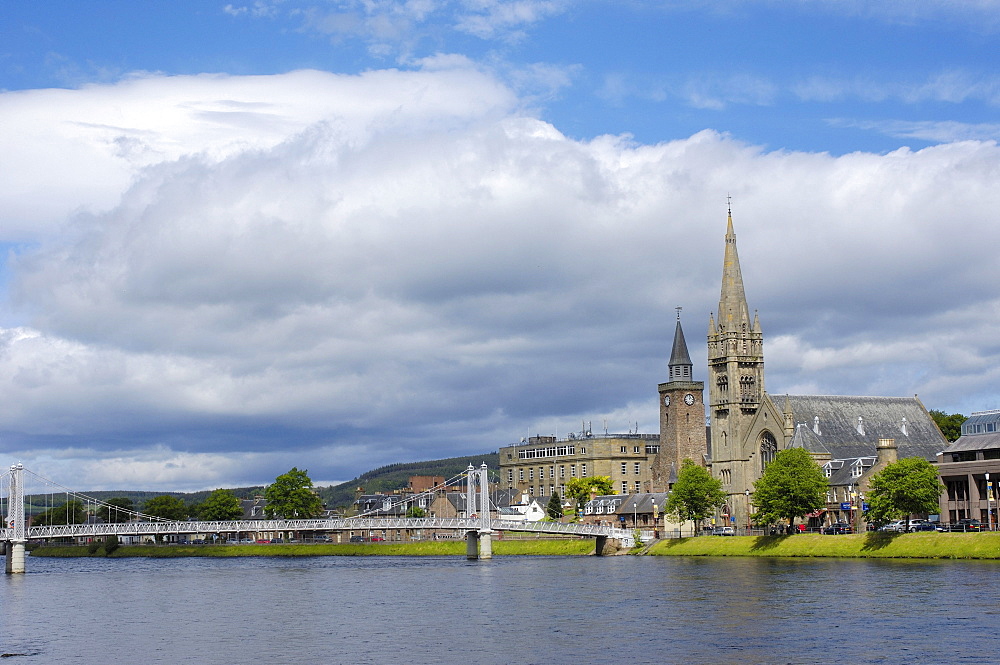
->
[[1, 554, 997, 664]]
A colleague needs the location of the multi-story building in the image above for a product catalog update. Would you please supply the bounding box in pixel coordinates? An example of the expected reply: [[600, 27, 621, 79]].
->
[[936, 409, 1000, 525], [498, 433, 660, 499]]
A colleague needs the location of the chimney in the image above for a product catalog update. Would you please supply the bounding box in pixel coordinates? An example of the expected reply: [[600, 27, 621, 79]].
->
[[877, 438, 898, 465]]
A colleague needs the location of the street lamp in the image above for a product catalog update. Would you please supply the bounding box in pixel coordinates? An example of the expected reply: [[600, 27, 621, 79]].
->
[[745, 489, 751, 535], [633, 502, 638, 530], [652, 502, 659, 539], [987, 473, 994, 532]]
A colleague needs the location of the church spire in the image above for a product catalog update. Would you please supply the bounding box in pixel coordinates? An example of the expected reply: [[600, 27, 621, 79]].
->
[[668, 307, 693, 382], [717, 207, 752, 334]]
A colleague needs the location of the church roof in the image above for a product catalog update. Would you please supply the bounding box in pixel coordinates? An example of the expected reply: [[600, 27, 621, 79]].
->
[[782, 394, 945, 461], [788, 422, 831, 455]]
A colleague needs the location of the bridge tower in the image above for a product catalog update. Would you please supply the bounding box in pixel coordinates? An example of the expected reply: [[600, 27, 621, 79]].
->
[[465, 463, 493, 560], [5, 463, 26, 574]]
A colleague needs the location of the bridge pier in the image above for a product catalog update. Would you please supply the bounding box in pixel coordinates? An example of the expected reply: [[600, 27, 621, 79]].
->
[[466, 531, 479, 559], [479, 531, 492, 560], [594, 535, 607, 556], [5, 541, 25, 574]]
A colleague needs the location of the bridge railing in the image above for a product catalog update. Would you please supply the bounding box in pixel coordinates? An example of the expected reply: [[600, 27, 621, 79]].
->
[[8, 517, 628, 541]]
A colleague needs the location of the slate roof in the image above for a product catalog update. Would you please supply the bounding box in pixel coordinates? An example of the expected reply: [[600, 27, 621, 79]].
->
[[782, 394, 946, 461], [941, 432, 1000, 454]]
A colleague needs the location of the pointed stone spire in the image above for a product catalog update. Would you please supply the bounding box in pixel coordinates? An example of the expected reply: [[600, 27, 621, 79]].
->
[[668, 307, 693, 382], [717, 209, 752, 334]]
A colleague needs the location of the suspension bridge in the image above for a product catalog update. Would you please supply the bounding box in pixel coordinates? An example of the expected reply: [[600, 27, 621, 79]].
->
[[1, 463, 631, 573]]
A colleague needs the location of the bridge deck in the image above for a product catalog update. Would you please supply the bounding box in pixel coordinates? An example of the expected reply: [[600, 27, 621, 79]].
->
[[6, 518, 637, 541]]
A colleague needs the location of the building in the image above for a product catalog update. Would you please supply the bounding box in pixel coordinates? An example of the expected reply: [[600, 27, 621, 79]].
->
[[936, 409, 1000, 525], [498, 433, 661, 499], [705, 210, 948, 527]]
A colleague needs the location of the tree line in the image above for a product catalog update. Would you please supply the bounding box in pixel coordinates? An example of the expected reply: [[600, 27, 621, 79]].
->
[[31, 467, 326, 526]]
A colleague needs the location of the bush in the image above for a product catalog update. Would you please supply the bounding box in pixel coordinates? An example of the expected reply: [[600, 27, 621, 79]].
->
[[104, 534, 120, 555]]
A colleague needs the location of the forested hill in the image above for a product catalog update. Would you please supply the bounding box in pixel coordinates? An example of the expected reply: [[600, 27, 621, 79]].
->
[[317, 452, 499, 510], [36, 452, 498, 513]]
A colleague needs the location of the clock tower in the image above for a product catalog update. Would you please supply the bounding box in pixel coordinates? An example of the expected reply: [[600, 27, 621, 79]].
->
[[652, 309, 708, 491]]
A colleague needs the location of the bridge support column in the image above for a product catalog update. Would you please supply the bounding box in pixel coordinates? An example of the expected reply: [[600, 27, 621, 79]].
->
[[466, 531, 479, 560], [594, 535, 607, 556], [479, 531, 492, 560], [5, 541, 25, 574]]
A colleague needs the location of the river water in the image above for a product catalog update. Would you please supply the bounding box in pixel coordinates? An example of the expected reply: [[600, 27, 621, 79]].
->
[[1, 554, 997, 664]]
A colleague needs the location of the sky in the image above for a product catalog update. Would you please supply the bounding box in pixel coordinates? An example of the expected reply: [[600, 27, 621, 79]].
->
[[1, 1, 999, 492]]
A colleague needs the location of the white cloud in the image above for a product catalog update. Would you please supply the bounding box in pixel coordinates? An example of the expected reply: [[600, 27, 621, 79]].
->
[[2, 67, 999, 491]]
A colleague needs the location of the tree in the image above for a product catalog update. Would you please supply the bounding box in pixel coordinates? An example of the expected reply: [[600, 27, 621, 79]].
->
[[98, 497, 135, 523], [929, 410, 966, 442], [33, 500, 87, 526], [406, 505, 426, 518], [864, 457, 944, 529], [198, 489, 244, 521], [545, 492, 563, 520], [142, 495, 189, 521], [264, 467, 324, 519], [665, 459, 726, 531], [751, 447, 827, 529], [564, 476, 615, 511]]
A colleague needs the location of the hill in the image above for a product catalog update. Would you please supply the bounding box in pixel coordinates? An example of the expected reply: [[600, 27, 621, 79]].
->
[[317, 452, 499, 510], [30, 453, 499, 513]]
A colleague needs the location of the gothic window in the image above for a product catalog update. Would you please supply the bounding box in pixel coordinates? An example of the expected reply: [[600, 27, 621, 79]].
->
[[717, 375, 729, 393], [740, 375, 756, 402], [759, 432, 777, 472]]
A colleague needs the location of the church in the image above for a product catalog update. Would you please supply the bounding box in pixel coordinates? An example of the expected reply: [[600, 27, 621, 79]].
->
[[657, 210, 948, 528]]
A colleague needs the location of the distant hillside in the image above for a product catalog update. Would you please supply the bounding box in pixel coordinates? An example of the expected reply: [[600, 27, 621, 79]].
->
[[318, 452, 499, 510], [39, 453, 498, 513]]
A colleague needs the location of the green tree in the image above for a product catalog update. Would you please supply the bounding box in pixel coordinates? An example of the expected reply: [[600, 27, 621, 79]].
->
[[98, 497, 135, 523], [751, 447, 827, 529], [406, 505, 426, 518], [197, 489, 244, 521], [33, 500, 87, 526], [665, 459, 726, 531], [142, 495, 189, 521], [545, 492, 563, 520], [564, 476, 615, 511], [929, 410, 966, 442], [864, 457, 944, 529], [264, 467, 324, 519]]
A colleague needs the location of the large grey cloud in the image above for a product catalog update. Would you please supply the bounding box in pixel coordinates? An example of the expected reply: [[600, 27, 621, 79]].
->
[[2, 64, 998, 491]]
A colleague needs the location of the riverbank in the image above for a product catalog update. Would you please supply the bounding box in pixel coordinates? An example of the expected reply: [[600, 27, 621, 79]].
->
[[646, 531, 1000, 559], [29, 538, 596, 558]]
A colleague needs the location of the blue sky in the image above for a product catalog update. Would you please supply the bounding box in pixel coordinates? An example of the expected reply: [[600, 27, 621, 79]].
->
[[1, 1, 999, 491]]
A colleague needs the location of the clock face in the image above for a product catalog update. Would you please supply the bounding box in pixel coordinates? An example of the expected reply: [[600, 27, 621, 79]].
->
[[684, 393, 695, 406], [663, 395, 670, 406]]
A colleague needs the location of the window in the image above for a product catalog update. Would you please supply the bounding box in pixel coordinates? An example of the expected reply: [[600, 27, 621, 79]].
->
[[570, 464, 577, 477], [549, 466, 555, 478], [633, 446, 640, 454], [621, 462, 627, 475], [529, 468, 534, 481], [519, 469, 524, 481], [760, 432, 777, 471], [508, 469, 513, 482], [621, 446, 628, 453], [550, 484, 555, 496], [634, 462, 641, 475], [621, 482, 628, 494], [634, 481, 641, 493], [559, 465, 565, 478], [529, 486, 534, 496], [582, 463, 588, 477]]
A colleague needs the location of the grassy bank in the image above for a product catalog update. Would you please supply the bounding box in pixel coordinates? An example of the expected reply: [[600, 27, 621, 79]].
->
[[647, 532, 1000, 559], [30, 538, 596, 558]]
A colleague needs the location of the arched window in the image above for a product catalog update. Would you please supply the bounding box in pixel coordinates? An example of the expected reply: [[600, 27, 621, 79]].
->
[[760, 432, 777, 472]]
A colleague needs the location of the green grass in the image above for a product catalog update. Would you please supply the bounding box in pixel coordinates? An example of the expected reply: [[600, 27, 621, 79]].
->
[[30, 538, 596, 558], [647, 532, 1000, 559]]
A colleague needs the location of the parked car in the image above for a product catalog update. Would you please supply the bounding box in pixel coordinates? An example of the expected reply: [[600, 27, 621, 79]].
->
[[909, 522, 937, 532], [823, 522, 853, 535], [711, 526, 735, 536], [349, 535, 365, 543], [948, 519, 983, 532]]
